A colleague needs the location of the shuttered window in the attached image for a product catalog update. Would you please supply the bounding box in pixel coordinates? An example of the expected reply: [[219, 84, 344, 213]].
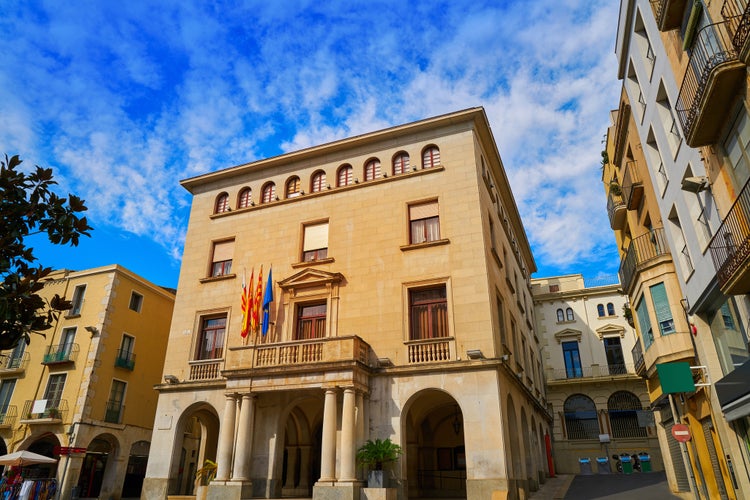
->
[[337, 165, 353, 186], [422, 146, 441, 169], [211, 240, 234, 277], [635, 297, 655, 349], [409, 286, 448, 340], [650, 282, 675, 335], [409, 201, 440, 244], [311, 171, 326, 192], [393, 152, 409, 175], [262, 182, 276, 203], [238, 188, 252, 208], [215, 193, 229, 214], [364, 159, 381, 181], [303, 222, 329, 262]]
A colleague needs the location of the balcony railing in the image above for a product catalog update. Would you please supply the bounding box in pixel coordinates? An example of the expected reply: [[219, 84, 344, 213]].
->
[[115, 349, 136, 370], [709, 178, 750, 294], [42, 344, 79, 365], [650, 0, 689, 31], [607, 190, 627, 229], [407, 337, 454, 364], [189, 359, 223, 381], [548, 364, 635, 381], [722, 0, 750, 62], [104, 400, 123, 424], [20, 399, 68, 423], [676, 18, 745, 147], [621, 161, 643, 210], [632, 341, 646, 377], [619, 228, 671, 292], [225, 336, 370, 374], [0, 352, 29, 374], [0, 406, 17, 427]]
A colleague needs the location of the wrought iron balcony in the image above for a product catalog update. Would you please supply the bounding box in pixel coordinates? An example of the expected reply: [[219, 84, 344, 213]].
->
[[20, 399, 68, 423], [619, 228, 671, 292], [0, 406, 17, 428], [104, 400, 124, 424], [722, 0, 750, 64], [621, 161, 643, 210], [115, 349, 136, 370], [0, 352, 29, 374], [42, 344, 79, 365], [632, 341, 646, 377], [607, 189, 627, 229], [676, 18, 745, 147], [709, 179, 750, 294], [650, 0, 690, 31]]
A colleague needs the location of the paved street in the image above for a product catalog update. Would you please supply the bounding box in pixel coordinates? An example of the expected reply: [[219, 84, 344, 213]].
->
[[530, 471, 687, 499]]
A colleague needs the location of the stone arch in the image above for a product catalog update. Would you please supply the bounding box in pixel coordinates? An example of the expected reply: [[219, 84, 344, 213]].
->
[[122, 440, 150, 498], [505, 394, 522, 498], [277, 395, 322, 498], [520, 407, 533, 494], [168, 401, 220, 496], [22, 432, 60, 479], [76, 433, 120, 498]]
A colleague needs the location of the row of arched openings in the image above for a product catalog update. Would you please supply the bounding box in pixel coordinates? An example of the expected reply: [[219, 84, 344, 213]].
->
[[563, 391, 647, 440], [214, 146, 441, 213]]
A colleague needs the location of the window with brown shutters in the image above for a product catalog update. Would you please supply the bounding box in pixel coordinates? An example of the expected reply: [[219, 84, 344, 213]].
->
[[337, 165, 353, 186], [295, 303, 326, 340], [238, 187, 252, 208], [286, 176, 301, 198], [409, 201, 440, 244], [393, 152, 409, 175], [262, 182, 276, 203], [215, 193, 229, 214], [210, 239, 234, 277], [409, 286, 448, 340], [422, 146, 440, 169], [311, 171, 326, 192], [364, 159, 381, 181]]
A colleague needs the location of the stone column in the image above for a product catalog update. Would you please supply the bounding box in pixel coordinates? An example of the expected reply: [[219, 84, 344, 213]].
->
[[339, 387, 357, 481], [356, 391, 365, 481], [232, 393, 256, 481], [319, 388, 338, 482], [216, 393, 237, 481]]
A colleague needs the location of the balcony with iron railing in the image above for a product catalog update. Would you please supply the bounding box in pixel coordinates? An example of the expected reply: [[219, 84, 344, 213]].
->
[[0, 352, 29, 375], [547, 364, 636, 382], [619, 228, 671, 292], [676, 18, 745, 147], [621, 161, 643, 210], [722, 0, 750, 63], [42, 344, 79, 365], [632, 341, 646, 377], [20, 399, 68, 424], [650, 0, 690, 31], [115, 349, 136, 370], [0, 406, 17, 428], [104, 400, 124, 424], [709, 178, 750, 294], [607, 189, 627, 229]]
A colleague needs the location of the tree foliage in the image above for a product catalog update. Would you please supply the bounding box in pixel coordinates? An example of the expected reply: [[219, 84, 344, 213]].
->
[[0, 154, 92, 349]]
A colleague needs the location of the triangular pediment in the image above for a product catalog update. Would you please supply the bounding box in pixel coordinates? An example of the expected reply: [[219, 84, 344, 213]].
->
[[554, 328, 582, 344], [278, 268, 344, 290], [596, 323, 625, 339]]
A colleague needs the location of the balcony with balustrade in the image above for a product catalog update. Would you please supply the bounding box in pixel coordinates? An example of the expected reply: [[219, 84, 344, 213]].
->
[[607, 189, 627, 229], [20, 399, 68, 424], [676, 17, 745, 147], [115, 349, 136, 371], [619, 228, 671, 293], [650, 0, 689, 31], [0, 352, 29, 376], [621, 161, 643, 211], [709, 178, 750, 294], [42, 344, 79, 366]]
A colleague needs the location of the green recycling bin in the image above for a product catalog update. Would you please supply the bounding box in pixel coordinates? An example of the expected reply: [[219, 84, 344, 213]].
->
[[621, 454, 633, 474], [639, 453, 652, 472]]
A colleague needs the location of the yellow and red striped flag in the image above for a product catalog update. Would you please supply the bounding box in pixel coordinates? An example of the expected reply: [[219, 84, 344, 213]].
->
[[240, 268, 254, 338], [251, 265, 263, 334]]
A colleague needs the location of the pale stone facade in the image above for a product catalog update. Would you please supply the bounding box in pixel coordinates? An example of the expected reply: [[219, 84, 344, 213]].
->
[[0, 265, 175, 499], [143, 108, 552, 500], [531, 274, 661, 474]]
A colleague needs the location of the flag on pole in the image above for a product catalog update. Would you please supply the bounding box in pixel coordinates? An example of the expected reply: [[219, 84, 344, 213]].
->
[[251, 265, 263, 334], [261, 267, 273, 336], [240, 268, 253, 338]]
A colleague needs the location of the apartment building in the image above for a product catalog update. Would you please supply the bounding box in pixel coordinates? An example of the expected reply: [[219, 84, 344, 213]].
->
[[0, 265, 175, 499], [142, 108, 552, 500], [531, 274, 661, 475], [612, 1, 750, 498]]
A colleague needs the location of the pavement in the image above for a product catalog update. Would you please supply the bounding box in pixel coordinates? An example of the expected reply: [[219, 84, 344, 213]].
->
[[530, 471, 688, 500]]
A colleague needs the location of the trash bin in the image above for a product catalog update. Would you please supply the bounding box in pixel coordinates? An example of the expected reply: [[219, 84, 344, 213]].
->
[[596, 457, 611, 474], [639, 453, 652, 472], [579, 457, 593, 475], [620, 454, 633, 474]]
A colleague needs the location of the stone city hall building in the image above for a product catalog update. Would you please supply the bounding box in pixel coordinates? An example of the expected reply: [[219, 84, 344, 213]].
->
[[143, 108, 552, 500]]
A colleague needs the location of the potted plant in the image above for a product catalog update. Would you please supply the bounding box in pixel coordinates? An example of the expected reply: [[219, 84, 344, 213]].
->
[[195, 459, 217, 500], [623, 304, 634, 327], [356, 438, 403, 488]]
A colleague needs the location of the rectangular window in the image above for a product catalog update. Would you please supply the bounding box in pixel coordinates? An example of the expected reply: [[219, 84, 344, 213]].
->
[[8, 342, 25, 369], [409, 201, 440, 244], [409, 286, 448, 340], [196, 315, 226, 360], [117, 334, 136, 370], [635, 297, 655, 349], [58, 327, 76, 361], [129, 291, 143, 312], [295, 303, 327, 340], [0, 380, 15, 414], [549, 284, 559, 293], [106, 379, 127, 423], [70, 284, 86, 315], [562, 341, 583, 378], [650, 282, 675, 335], [496, 296, 507, 351], [210, 240, 234, 277], [604, 337, 626, 374], [44, 374, 66, 408], [303, 222, 329, 262]]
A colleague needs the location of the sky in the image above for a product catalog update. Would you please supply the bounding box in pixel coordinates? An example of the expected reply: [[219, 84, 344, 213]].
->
[[1, 0, 622, 290]]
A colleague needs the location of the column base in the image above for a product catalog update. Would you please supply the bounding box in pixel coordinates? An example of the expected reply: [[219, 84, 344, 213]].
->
[[466, 478, 510, 500], [313, 481, 362, 500], [206, 480, 253, 500], [361, 487, 397, 500]]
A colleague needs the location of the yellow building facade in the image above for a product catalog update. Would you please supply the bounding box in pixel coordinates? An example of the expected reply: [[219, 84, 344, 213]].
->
[[143, 108, 552, 500], [0, 265, 175, 499]]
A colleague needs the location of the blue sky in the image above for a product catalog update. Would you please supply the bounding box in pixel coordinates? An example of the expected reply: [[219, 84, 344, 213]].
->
[[2, 0, 622, 289]]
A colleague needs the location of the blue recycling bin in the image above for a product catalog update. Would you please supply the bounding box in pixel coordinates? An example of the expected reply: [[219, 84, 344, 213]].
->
[[579, 457, 593, 475], [621, 454, 633, 474], [596, 457, 611, 474], [639, 453, 652, 472]]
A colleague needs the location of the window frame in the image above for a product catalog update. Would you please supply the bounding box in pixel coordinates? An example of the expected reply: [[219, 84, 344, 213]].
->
[[210, 239, 234, 278], [337, 165, 353, 187], [195, 314, 227, 361], [261, 182, 277, 203], [238, 187, 252, 208], [214, 193, 230, 214], [302, 221, 329, 262], [422, 145, 440, 169], [69, 284, 86, 316], [565, 307, 574, 321], [392, 151, 410, 175], [311, 170, 326, 193], [129, 291, 143, 313], [556, 308, 565, 322], [562, 341, 583, 378], [408, 285, 449, 340], [294, 301, 327, 340], [364, 158, 381, 181], [408, 200, 441, 245], [564, 394, 599, 440]]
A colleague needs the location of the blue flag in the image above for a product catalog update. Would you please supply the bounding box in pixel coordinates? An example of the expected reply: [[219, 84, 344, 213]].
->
[[261, 267, 273, 336]]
